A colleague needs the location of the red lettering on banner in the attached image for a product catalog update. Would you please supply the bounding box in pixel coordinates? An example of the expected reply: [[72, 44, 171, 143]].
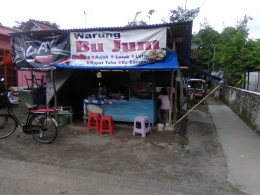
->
[[76, 41, 89, 52], [72, 54, 87, 59], [76, 41, 104, 52], [112, 40, 160, 52], [91, 43, 104, 52], [112, 40, 120, 52], [122, 42, 136, 52], [137, 40, 159, 51]]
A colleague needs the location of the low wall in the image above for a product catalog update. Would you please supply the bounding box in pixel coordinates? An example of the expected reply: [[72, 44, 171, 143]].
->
[[220, 85, 260, 135]]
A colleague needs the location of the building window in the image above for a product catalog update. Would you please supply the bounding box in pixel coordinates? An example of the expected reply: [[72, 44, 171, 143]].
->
[[0, 48, 17, 89]]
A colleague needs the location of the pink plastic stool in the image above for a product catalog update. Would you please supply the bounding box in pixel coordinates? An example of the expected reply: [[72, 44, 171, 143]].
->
[[87, 112, 100, 132], [133, 116, 151, 138], [99, 115, 114, 135]]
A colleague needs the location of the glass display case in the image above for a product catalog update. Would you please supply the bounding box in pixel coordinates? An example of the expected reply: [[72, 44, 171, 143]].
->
[[129, 82, 154, 100]]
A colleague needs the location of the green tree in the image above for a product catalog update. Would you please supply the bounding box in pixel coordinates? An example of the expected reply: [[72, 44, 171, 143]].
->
[[40, 21, 60, 29], [192, 15, 260, 87], [192, 20, 220, 71], [169, 6, 200, 22], [216, 15, 258, 86]]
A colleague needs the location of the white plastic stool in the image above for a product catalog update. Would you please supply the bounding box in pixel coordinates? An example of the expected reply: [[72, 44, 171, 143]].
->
[[133, 116, 152, 138]]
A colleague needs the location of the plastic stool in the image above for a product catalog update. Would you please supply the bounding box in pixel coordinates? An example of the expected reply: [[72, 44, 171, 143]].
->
[[87, 112, 100, 132], [133, 116, 151, 138], [99, 115, 114, 135]]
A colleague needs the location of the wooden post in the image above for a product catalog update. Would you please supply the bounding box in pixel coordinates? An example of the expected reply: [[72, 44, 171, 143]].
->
[[174, 71, 178, 124], [172, 42, 176, 51], [168, 70, 174, 125], [164, 70, 175, 131], [217, 84, 221, 101], [164, 42, 176, 130], [50, 67, 59, 124]]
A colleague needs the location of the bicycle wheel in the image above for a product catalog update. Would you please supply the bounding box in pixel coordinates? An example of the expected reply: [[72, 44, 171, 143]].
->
[[29, 114, 58, 144], [0, 115, 17, 139]]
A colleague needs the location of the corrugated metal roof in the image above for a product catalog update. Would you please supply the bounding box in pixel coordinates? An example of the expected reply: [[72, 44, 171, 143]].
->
[[11, 21, 193, 61], [0, 25, 20, 36], [21, 19, 58, 31]]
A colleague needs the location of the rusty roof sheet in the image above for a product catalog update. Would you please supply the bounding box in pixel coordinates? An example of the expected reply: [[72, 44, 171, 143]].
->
[[21, 19, 58, 31], [0, 25, 20, 36]]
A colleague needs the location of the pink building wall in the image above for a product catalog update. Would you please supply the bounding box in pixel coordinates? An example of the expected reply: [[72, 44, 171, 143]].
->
[[17, 71, 46, 88], [0, 34, 11, 49], [0, 26, 47, 89]]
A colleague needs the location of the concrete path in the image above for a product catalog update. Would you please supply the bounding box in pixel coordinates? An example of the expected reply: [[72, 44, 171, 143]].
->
[[207, 98, 260, 195]]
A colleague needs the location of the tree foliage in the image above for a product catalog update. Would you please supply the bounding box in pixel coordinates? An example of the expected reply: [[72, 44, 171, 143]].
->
[[169, 6, 200, 22], [192, 20, 220, 71], [129, 6, 199, 26], [192, 15, 260, 87], [40, 21, 60, 29]]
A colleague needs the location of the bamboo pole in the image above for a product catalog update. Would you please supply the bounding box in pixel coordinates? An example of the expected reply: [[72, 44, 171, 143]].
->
[[172, 83, 221, 127], [217, 84, 220, 101]]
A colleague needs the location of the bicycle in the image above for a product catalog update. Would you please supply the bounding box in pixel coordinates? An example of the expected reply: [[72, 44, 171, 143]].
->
[[0, 92, 58, 144]]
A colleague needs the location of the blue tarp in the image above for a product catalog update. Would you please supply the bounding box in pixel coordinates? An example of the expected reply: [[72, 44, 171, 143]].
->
[[52, 51, 178, 70]]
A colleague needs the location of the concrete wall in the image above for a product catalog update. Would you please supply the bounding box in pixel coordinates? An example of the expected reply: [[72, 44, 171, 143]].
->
[[221, 85, 260, 135]]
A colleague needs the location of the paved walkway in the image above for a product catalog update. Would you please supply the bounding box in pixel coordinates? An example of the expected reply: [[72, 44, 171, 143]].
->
[[207, 97, 260, 195]]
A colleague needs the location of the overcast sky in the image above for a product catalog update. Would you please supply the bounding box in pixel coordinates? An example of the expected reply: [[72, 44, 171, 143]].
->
[[1, 0, 259, 39]]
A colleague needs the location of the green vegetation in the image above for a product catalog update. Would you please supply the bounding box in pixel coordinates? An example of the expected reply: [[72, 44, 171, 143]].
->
[[192, 15, 260, 87], [169, 6, 200, 22]]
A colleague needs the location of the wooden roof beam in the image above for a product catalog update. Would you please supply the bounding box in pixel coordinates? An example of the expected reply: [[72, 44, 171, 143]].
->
[[167, 37, 183, 43]]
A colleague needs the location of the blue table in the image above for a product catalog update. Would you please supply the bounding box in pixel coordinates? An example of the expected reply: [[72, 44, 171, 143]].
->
[[83, 99, 104, 122]]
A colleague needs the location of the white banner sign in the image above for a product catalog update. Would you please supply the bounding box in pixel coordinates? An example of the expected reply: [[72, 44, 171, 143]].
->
[[70, 27, 167, 67]]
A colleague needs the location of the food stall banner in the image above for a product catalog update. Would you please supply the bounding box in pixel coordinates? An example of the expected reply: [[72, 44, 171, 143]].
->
[[11, 34, 70, 70], [53, 51, 178, 70], [69, 27, 167, 67]]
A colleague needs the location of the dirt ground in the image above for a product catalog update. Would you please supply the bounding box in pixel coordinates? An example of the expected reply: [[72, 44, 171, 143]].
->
[[0, 101, 249, 194]]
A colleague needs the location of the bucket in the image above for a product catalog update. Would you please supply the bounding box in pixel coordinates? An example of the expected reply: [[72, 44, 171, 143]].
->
[[59, 114, 70, 126], [157, 123, 164, 132]]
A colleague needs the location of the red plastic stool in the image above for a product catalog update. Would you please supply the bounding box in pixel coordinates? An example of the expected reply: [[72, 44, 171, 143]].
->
[[87, 112, 100, 132], [99, 115, 114, 135]]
